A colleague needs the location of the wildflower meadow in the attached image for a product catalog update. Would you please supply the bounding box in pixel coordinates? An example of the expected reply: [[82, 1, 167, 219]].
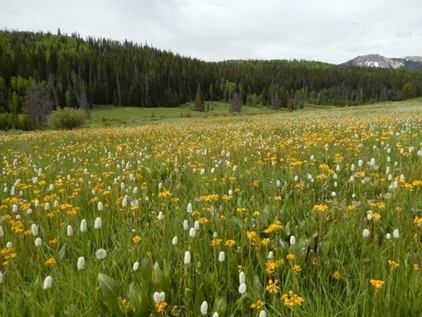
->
[[1, 103, 422, 316]]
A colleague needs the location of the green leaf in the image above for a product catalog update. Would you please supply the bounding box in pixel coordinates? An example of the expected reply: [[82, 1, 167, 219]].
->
[[152, 261, 164, 287], [319, 240, 331, 256], [98, 273, 123, 317], [58, 245, 66, 261], [283, 222, 291, 236], [139, 256, 153, 284], [253, 275, 264, 295], [127, 283, 148, 316], [211, 296, 227, 317]]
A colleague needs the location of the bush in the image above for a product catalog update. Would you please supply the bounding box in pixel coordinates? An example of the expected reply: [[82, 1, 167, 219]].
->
[[47, 108, 86, 130]]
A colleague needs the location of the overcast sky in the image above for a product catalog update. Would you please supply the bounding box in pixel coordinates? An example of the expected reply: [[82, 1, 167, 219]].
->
[[1, 0, 421, 64]]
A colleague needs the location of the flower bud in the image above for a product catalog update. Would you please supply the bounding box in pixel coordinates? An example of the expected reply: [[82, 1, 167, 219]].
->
[[200, 301, 208, 316], [94, 217, 102, 229], [239, 283, 247, 294], [77, 257, 85, 270], [43, 276, 53, 289]]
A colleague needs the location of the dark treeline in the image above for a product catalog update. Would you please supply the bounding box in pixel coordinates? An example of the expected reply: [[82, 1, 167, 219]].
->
[[1, 29, 421, 121]]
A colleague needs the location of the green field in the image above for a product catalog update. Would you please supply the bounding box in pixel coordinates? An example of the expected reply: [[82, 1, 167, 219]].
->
[[89, 101, 277, 127], [1, 99, 422, 316]]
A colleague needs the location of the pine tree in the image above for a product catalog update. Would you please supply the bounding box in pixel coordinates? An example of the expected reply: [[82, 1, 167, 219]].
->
[[195, 85, 204, 111], [400, 82, 415, 100]]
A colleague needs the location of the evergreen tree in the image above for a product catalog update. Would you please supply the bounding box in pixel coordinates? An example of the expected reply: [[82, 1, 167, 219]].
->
[[400, 82, 415, 100], [195, 84, 204, 111]]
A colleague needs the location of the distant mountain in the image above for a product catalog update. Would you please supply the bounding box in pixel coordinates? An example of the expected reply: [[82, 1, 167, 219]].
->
[[342, 54, 422, 70]]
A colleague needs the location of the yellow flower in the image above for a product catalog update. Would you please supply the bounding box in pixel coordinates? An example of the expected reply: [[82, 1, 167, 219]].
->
[[333, 271, 340, 280], [132, 236, 141, 243], [225, 240, 236, 247], [274, 196, 282, 200], [292, 264, 302, 272], [198, 217, 209, 224], [156, 301, 168, 312], [246, 231, 257, 239], [388, 260, 399, 268], [211, 238, 222, 246], [45, 258, 56, 265], [266, 279, 279, 293], [251, 300, 264, 309], [158, 190, 171, 198], [261, 238, 270, 246], [413, 264, 419, 271], [286, 254, 296, 260], [282, 290, 304, 308], [313, 204, 329, 212], [370, 279, 385, 289]]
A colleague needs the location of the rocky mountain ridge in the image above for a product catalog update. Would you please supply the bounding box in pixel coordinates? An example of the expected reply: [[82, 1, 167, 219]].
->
[[342, 54, 422, 70]]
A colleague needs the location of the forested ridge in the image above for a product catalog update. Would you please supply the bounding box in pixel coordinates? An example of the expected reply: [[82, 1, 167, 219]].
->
[[0, 29, 421, 123]]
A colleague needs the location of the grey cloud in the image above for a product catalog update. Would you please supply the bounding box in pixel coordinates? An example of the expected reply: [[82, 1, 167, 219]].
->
[[0, 0, 421, 64]]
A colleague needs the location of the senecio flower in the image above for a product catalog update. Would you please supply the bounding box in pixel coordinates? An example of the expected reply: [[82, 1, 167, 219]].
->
[[370, 279, 385, 289], [132, 236, 141, 243], [225, 240, 236, 247], [266, 279, 279, 293], [282, 290, 304, 308], [313, 204, 329, 212], [45, 258, 56, 265]]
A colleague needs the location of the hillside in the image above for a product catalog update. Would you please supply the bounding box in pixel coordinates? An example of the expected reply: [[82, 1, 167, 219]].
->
[[0, 29, 422, 130]]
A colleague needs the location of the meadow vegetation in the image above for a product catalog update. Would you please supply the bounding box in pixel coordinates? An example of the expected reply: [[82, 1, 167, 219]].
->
[[1, 100, 422, 316]]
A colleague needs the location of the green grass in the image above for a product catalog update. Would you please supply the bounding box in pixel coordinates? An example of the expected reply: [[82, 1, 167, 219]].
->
[[89, 101, 279, 127], [1, 98, 422, 316]]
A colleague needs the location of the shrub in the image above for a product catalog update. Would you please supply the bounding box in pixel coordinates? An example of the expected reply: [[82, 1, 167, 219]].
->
[[47, 108, 86, 130]]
